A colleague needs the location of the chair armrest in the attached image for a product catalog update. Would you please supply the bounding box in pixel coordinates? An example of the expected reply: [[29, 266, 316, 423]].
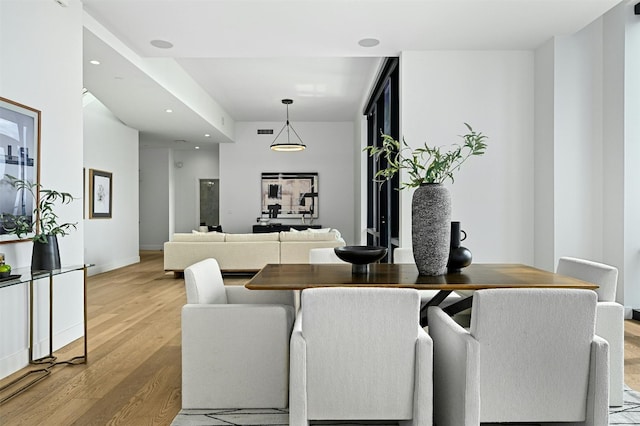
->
[[226, 286, 295, 306], [596, 302, 624, 342], [427, 306, 480, 426], [586, 335, 609, 425], [405, 327, 433, 426], [289, 326, 308, 425], [596, 301, 624, 406]]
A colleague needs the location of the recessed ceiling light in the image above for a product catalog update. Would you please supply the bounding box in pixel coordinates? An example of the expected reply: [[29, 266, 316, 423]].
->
[[89, 60, 100, 65], [150, 39, 174, 49], [165, 108, 173, 113], [358, 38, 380, 48], [204, 134, 211, 137], [195, 146, 200, 150]]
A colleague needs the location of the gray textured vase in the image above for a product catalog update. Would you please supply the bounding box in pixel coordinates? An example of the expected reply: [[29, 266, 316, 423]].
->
[[412, 183, 451, 276]]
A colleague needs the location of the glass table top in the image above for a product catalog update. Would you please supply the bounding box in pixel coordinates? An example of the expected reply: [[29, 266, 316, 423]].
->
[[0, 264, 93, 290]]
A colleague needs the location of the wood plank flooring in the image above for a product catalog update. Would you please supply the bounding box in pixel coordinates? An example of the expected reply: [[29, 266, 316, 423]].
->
[[0, 251, 186, 425], [1, 250, 640, 425]]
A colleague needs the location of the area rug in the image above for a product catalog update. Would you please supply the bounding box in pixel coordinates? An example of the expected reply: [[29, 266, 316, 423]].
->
[[171, 386, 640, 425]]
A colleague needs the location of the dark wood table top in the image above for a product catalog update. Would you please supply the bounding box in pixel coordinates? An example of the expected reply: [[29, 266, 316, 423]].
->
[[245, 263, 598, 291]]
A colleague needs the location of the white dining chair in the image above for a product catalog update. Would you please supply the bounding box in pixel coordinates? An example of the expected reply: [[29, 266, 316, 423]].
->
[[557, 256, 624, 406], [181, 258, 295, 409], [290, 287, 432, 425], [428, 288, 608, 426], [308, 247, 348, 264]]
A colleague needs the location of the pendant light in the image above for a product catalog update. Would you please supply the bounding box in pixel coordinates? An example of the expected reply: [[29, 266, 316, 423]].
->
[[270, 99, 306, 152]]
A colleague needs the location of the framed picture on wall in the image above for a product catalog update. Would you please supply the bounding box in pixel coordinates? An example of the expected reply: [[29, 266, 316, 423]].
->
[[0, 96, 41, 243], [89, 169, 112, 219], [261, 172, 318, 219]]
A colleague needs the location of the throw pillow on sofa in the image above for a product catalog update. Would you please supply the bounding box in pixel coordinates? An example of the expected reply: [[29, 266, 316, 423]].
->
[[174, 232, 226, 242], [279, 230, 341, 242]]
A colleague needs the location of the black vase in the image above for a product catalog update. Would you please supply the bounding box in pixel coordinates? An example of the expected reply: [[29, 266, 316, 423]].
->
[[31, 235, 61, 271], [447, 221, 472, 273]]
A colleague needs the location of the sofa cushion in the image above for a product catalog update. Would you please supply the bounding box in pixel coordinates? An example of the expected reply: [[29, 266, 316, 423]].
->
[[225, 232, 280, 242], [279, 230, 340, 242], [173, 232, 226, 242]]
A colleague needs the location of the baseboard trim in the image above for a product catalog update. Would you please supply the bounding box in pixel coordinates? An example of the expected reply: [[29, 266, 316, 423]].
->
[[0, 349, 28, 380], [139, 244, 163, 251], [0, 322, 83, 380], [87, 256, 141, 276]]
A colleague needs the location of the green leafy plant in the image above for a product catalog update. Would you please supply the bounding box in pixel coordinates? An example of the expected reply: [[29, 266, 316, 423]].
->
[[1, 175, 77, 244], [364, 123, 488, 189]]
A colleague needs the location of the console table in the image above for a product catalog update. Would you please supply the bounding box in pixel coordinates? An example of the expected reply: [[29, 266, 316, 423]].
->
[[252, 224, 323, 233], [0, 264, 91, 404]]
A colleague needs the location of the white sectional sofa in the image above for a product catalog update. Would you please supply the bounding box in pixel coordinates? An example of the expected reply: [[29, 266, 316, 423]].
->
[[164, 229, 345, 274]]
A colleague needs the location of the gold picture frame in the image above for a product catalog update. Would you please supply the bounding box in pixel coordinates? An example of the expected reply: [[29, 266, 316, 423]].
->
[[0, 96, 41, 243], [89, 169, 112, 219]]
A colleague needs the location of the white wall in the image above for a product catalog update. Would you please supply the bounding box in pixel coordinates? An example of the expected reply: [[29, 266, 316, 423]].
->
[[173, 147, 220, 232], [533, 39, 556, 269], [139, 146, 172, 249], [398, 51, 535, 263], [83, 96, 140, 275], [0, 0, 84, 378], [553, 24, 604, 265], [139, 145, 219, 245], [220, 122, 356, 243], [620, 1, 640, 309], [531, 2, 640, 310]]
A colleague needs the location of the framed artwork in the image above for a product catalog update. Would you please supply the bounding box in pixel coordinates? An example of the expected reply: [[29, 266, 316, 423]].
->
[[89, 169, 112, 219], [0, 96, 41, 243], [261, 172, 318, 219]]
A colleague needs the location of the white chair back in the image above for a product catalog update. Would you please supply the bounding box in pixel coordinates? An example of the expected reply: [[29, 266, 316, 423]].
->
[[393, 247, 415, 264], [470, 288, 597, 422], [308, 247, 347, 264], [557, 256, 618, 302], [184, 258, 227, 304], [300, 287, 421, 419]]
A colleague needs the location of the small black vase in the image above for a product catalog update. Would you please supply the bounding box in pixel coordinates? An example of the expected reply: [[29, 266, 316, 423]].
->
[[447, 221, 472, 274], [31, 235, 61, 271]]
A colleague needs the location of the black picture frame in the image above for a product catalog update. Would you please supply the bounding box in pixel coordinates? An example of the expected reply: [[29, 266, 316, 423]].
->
[[261, 172, 318, 219]]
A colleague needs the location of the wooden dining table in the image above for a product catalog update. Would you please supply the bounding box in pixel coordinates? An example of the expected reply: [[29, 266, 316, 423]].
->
[[245, 263, 598, 326]]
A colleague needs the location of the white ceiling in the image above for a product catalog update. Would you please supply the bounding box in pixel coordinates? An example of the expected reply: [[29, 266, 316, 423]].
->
[[80, 0, 623, 148]]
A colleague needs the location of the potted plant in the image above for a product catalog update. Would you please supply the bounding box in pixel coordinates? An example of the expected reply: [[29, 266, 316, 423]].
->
[[0, 174, 77, 270], [365, 123, 487, 275]]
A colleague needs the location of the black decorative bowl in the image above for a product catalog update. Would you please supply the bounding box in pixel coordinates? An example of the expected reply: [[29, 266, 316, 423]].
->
[[334, 246, 388, 274]]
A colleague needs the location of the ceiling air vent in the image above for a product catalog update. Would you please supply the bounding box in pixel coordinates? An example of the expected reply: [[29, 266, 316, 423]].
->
[[257, 129, 274, 135]]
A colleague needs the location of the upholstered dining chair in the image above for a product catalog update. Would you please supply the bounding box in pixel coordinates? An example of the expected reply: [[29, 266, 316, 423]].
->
[[557, 256, 624, 406], [181, 258, 295, 409], [308, 247, 348, 264], [428, 288, 609, 426], [290, 287, 432, 425]]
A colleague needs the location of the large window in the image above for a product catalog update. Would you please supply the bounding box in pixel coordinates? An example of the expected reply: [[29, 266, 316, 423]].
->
[[364, 58, 399, 262]]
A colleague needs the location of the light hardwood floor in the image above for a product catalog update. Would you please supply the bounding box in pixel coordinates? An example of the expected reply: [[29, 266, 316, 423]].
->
[[1, 250, 640, 425]]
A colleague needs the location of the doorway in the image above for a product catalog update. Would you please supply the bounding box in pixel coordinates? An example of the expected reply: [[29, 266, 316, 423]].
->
[[199, 179, 219, 228]]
